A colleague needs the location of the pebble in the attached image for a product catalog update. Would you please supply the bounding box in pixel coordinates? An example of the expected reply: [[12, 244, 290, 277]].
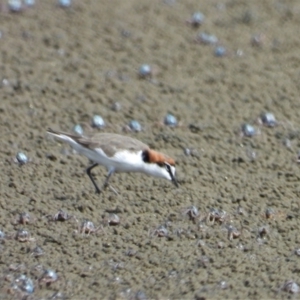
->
[[111, 102, 121, 111], [15, 275, 34, 294], [20, 278, 34, 294], [251, 34, 265, 47], [24, 0, 35, 6], [41, 269, 58, 282], [58, 0, 71, 7], [31, 246, 44, 257], [197, 32, 218, 45], [73, 124, 84, 135], [260, 112, 277, 127], [241, 123, 256, 137], [135, 290, 147, 300], [129, 120, 142, 132], [283, 281, 299, 294], [218, 280, 229, 290], [16, 152, 29, 165], [8, 0, 22, 12], [214, 46, 226, 57], [138, 64, 152, 78], [190, 12, 205, 26], [91, 115, 105, 129], [164, 113, 177, 127], [184, 148, 191, 156]]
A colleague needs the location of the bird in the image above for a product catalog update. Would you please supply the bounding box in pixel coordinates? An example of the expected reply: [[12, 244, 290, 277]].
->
[[47, 128, 178, 194]]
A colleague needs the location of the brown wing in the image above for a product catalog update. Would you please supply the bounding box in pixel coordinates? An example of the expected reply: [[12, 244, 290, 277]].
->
[[85, 133, 149, 156], [86, 133, 149, 157], [47, 128, 149, 157]]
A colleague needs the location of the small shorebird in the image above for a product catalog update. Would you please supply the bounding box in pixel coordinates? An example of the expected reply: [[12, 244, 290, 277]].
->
[[47, 128, 178, 193]]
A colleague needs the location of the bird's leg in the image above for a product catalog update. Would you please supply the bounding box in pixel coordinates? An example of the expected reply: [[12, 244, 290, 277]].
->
[[86, 163, 101, 194], [102, 169, 118, 195], [102, 169, 114, 188]]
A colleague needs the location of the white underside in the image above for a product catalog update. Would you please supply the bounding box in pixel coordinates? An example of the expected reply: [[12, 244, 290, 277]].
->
[[50, 133, 174, 181]]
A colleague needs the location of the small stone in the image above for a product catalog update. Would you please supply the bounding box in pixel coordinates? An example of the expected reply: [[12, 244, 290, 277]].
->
[[135, 290, 147, 300], [0, 230, 5, 239], [15, 275, 34, 294], [16, 152, 28, 165], [241, 123, 256, 137], [197, 32, 218, 45], [138, 64, 152, 78], [283, 281, 299, 294], [31, 246, 44, 257], [21, 278, 34, 294], [111, 102, 121, 111], [73, 124, 84, 135], [91, 115, 105, 129], [190, 12, 205, 26], [129, 120, 142, 132], [214, 46, 226, 57], [184, 148, 191, 156], [164, 113, 177, 127], [24, 0, 35, 6], [58, 0, 71, 7], [218, 280, 229, 290], [8, 0, 22, 12], [41, 269, 58, 283], [260, 112, 277, 127]]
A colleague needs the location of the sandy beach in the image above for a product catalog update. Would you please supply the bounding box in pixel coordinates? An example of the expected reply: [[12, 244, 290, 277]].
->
[[1, 0, 300, 298]]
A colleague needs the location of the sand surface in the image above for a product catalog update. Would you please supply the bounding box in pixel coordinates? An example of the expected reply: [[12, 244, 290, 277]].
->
[[1, 0, 300, 299]]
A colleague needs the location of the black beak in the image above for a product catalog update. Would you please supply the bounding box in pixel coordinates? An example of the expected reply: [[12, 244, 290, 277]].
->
[[172, 175, 179, 188], [165, 163, 179, 188]]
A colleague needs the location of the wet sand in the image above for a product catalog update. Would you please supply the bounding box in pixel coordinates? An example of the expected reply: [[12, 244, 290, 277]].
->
[[1, 0, 300, 298]]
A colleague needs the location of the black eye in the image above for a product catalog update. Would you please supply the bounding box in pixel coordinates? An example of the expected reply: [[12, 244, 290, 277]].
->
[[165, 163, 171, 173], [142, 150, 150, 163]]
